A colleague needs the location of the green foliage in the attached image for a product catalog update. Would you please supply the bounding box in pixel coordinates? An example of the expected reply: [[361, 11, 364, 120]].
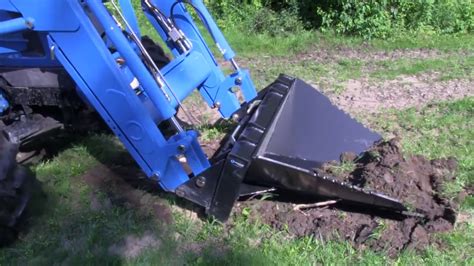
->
[[317, 1, 394, 39], [204, 0, 304, 36], [243, 7, 304, 36], [205, 0, 474, 39], [317, 0, 474, 39]]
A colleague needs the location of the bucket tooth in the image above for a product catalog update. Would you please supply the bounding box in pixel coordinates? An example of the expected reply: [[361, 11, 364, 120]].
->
[[178, 75, 407, 221]]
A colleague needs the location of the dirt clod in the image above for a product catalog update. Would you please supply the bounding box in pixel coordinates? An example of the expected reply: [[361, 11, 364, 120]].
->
[[237, 138, 458, 256]]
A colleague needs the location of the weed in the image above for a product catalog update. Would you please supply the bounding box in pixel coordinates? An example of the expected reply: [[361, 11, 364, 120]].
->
[[329, 161, 356, 177], [370, 221, 388, 240], [199, 127, 224, 142]]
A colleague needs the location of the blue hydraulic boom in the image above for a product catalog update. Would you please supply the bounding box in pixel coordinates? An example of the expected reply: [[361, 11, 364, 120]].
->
[[0, 0, 407, 222]]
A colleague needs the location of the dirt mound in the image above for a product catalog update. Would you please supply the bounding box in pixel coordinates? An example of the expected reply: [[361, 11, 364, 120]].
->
[[237, 138, 458, 256]]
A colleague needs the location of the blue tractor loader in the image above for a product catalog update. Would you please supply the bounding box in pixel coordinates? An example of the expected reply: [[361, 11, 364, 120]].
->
[[0, 0, 408, 244]]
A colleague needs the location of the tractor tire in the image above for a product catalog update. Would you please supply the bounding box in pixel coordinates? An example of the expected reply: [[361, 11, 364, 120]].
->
[[0, 134, 34, 247], [141, 36, 170, 69]]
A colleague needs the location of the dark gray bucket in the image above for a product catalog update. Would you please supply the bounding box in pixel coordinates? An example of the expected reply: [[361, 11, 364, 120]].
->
[[179, 75, 406, 221]]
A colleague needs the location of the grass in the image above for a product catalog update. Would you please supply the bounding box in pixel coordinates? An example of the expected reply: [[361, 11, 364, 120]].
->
[[370, 33, 474, 52], [371, 56, 474, 80], [224, 30, 474, 59], [0, 136, 177, 265], [228, 31, 474, 59], [327, 161, 357, 177]]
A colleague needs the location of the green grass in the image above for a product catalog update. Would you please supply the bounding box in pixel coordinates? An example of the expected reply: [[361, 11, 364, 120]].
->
[[370, 33, 474, 52], [229, 31, 474, 59], [224, 30, 474, 59], [225, 30, 322, 57], [199, 126, 226, 142], [247, 58, 330, 90], [327, 161, 357, 177], [371, 56, 474, 80], [0, 136, 176, 265], [2, 141, 191, 265]]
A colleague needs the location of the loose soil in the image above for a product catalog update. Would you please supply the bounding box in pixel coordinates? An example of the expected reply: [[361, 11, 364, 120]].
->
[[235, 138, 458, 256]]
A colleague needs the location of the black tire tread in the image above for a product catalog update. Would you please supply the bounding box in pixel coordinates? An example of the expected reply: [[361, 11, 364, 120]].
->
[[0, 134, 34, 246]]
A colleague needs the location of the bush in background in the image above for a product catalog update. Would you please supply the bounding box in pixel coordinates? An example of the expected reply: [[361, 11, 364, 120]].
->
[[316, 0, 474, 39], [204, 0, 304, 36], [204, 0, 474, 39]]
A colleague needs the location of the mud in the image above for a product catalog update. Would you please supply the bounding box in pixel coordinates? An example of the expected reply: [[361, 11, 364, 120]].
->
[[236, 138, 458, 256]]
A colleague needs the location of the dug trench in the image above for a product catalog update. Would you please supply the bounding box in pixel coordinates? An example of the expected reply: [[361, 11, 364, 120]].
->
[[234, 138, 460, 256]]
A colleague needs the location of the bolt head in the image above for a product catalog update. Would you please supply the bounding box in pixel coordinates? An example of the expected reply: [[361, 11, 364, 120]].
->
[[116, 58, 125, 65], [196, 176, 206, 188], [176, 189, 185, 197], [178, 145, 186, 153], [151, 173, 160, 181], [232, 114, 240, 121], [235, 77, 243, 85], [25, 20, 34, 29]]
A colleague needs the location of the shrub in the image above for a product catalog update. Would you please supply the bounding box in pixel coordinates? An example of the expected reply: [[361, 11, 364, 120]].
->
[[205, 0, 474, 39], [315, 0, 474, 38], [205, 0, 304, 35]]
